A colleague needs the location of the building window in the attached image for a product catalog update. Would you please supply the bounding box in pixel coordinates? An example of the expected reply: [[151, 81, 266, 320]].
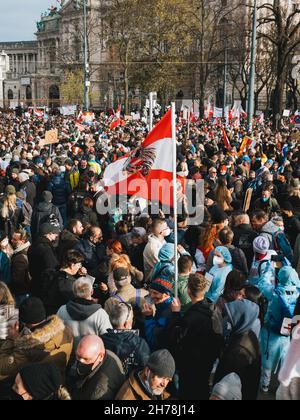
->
[[7, 89, 14, 100]]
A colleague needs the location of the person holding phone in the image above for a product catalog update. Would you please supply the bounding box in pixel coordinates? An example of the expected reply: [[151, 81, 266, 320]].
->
[[142, 276, 173, 352]]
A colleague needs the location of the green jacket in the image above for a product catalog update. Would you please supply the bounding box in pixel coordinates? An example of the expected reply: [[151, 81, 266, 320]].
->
[[178, 274, 192, 312]]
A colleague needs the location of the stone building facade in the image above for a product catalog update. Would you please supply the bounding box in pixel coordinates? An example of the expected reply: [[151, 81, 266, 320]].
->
[[0, 0, 299, 111], [0, 41, 38, 108]]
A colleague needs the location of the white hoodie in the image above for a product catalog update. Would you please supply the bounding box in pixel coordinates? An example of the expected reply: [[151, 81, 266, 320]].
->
[[143, 234, 166, 283]]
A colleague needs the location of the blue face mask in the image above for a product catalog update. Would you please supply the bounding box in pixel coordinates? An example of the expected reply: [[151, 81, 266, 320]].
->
[[262, 197, 269, 203]]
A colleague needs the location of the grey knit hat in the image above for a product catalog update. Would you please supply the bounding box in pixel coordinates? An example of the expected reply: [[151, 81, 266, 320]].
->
[[211, 373, 242, 401], [147, 349, 176, 379]]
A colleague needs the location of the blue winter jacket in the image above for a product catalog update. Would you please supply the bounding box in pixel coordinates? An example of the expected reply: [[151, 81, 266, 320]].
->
[[0, 251, 11, 285], [48, 175, 71, 206], [206, 264, 233, 304], [144, 296, 173, 351], [258, 266, 300, 333]]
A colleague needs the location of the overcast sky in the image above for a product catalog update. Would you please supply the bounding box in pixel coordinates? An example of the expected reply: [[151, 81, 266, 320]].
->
[[0, 0, 55, 42]]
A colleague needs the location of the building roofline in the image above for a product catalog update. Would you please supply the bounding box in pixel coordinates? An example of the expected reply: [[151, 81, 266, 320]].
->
[[0, 41, 37, 46]]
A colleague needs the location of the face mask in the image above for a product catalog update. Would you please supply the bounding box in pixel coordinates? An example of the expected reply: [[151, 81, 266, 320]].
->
[[213, 256, 224, 266], [76, 361, 94, 377], [262, 197, 269, 203], [162, 228, 171, 237]]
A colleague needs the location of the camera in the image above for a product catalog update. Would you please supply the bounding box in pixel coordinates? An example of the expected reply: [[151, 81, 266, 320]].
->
[[271, 254, 285, 263]]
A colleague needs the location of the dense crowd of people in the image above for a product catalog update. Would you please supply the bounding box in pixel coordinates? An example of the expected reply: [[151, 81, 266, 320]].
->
[[0, 108, 300, 400]]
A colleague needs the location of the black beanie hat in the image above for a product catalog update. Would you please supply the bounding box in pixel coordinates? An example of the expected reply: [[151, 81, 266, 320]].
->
[[19, 297, 46, 325], [281, 202, 294, 212], [20, 363, 63, 400], [209, 207, 228, 225], [147, 349, 176, 379]]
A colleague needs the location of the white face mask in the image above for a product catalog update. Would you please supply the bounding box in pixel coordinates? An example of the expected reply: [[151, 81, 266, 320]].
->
[[1, 238, 9, 248], [161, 228, 171, 237], [213, 256, 224, 266]]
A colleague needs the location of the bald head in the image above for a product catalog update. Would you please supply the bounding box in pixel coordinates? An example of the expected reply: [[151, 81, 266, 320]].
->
[[77, 335, 105, 368]]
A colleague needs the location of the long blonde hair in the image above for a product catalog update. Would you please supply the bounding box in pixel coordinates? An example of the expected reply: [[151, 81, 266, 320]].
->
[[0, 281, 15, 305], [215, 179, 231, 210], [2, 194, 17, 219]]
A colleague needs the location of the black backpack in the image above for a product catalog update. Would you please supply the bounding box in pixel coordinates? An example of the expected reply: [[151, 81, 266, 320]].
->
[[44, 211, 60, 229], [170, 303, 224, 358], [38, 206, 61, 231], [40, 269, 60, 312]]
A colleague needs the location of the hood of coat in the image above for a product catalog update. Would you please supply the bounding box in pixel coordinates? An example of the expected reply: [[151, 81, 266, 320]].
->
[[81, 205, 93, 215], [102, 330, 142, 356], [125, 371, 170, 401], [17, 315, 66, 350], [13, 242, 31, 255], [66, 298, 102, 321], [277, 266, 300, 304], [147, 234, 165, 247], [262, 220, 281, 236], [60, 229, 79, 243], [225, 299, 260, 336], [158, 243, 175, 263], [36, 202, 53, 213]]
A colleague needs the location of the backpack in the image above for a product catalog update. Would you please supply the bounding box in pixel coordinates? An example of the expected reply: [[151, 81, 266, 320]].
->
[[269, 291, 298, 335], [40, 269, 59, 311], [39, 206, 61, 230], [237, 232, 256, 258], [273, 231, 294, 264], [44, 212, 61, 229], [172, 303, 224, 355]]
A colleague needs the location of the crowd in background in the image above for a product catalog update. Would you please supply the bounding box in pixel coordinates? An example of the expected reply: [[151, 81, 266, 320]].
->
[[0, 109, 300, 400]]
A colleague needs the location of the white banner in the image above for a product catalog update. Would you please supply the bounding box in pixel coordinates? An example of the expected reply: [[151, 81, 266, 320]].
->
[[61, 105, 77, 116], [131, 112, 141, 121], [283, 109, 290, 117], [213, 107, 223, 118]]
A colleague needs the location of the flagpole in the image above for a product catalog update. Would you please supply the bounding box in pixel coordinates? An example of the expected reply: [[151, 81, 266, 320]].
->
[[247, 0, 257, 131], [187, 106, 191, 142], [171, 102, 178, 299], [149, 92, 154, 131]]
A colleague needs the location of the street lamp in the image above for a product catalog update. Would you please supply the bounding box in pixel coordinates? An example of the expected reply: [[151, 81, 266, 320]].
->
[[75, 0, 90, 111], [219, 17, 230, 119], [247, 0, 257, 131]]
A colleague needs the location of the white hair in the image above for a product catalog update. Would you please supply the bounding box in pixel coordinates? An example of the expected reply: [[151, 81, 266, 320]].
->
[[108, 301, 133, 329], [73, 278, 93, 299]]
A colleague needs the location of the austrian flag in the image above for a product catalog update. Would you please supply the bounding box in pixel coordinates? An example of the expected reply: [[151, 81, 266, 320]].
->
[[104, 109, 182, 206], [110, 105, 126, 130]]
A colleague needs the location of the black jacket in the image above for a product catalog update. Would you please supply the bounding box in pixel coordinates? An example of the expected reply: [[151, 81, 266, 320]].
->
[[101, 330, 151, 376], [233, 224, 258, 270], [31, 202, 63, 239], [58, 229, 81, 261], [28, 237, 59, 298], [75, 205, 99, 227], [254, 197, 281, 216], [166, 300, 223, 400], [283, 215, 300, 248], [75, 239, 105, 278], [42, 270, 77, 316], [128, 243, 146, 274], [68, 350, 125, 400], [20, 180, 36, 208], [214, 330, 261, 401]]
